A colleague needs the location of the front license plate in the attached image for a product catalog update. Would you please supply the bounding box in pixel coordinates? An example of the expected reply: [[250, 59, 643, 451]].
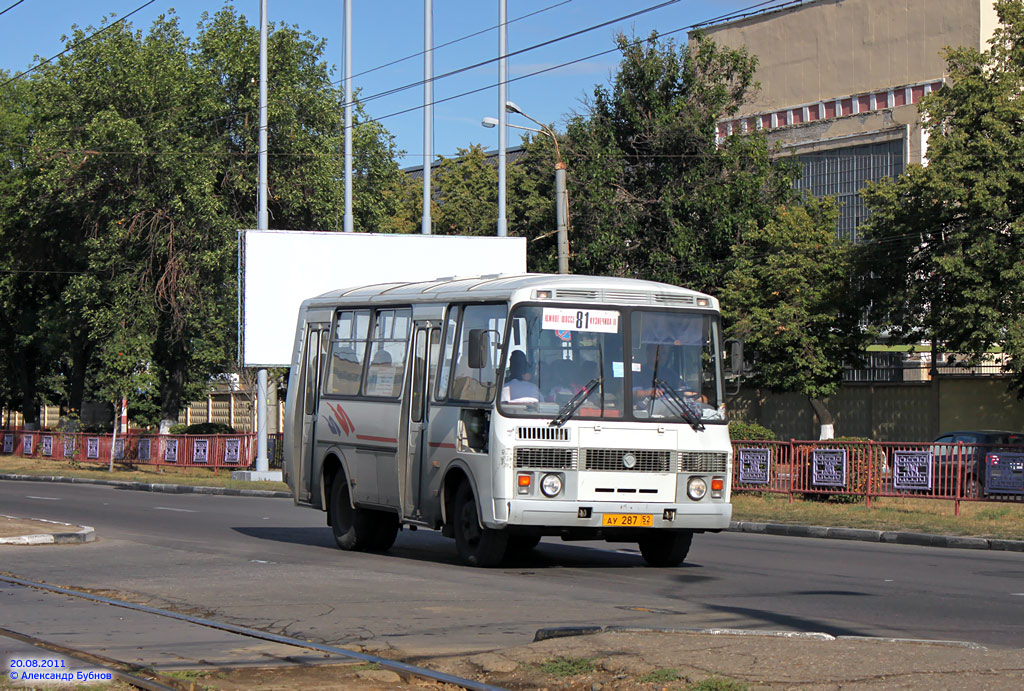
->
[[601, 513, 654, 527]]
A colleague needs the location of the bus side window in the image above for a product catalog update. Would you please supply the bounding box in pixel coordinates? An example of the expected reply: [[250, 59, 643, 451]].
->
[[435, 305, 460, 401], [302, 329, 319, 415], [324, 309, 370, 396], [364, 308, 412, 398], [450, 304, 506, 402]]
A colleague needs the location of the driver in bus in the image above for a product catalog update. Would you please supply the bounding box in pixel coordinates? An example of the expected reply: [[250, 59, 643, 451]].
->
[[501, 351, 542, 403], [634, 344, 705, 416]]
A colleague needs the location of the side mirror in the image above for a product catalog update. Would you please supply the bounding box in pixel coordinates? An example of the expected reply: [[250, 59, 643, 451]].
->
[[467, 329, 489, 369], [730, 340, 745, 377]]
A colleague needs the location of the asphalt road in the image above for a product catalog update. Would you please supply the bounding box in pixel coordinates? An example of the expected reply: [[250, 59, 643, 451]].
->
[[2, 479, 1022, 655]]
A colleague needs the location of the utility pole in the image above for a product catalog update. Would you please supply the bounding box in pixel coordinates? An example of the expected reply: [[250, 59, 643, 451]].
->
[[343, 0, 353, 233], [496, 0, 508, 237], [555, 161, 568, 274], [254, 0, 270, 476], [422, 0, 433, 235]]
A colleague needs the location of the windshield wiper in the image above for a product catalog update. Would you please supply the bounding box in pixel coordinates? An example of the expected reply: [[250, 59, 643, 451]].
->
[[652, 377, 705, 431], [549, 377, 602, 428]]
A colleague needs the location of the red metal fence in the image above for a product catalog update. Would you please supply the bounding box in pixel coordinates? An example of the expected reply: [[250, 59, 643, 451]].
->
[[732, 439, 1024, 513], [0, 430, 264, 470]]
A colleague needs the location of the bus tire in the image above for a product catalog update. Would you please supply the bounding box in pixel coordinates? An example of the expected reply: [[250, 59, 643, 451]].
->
[[329, 474, 383, 552], [638, 530, 693, 567], [453, 482, 508, 567]]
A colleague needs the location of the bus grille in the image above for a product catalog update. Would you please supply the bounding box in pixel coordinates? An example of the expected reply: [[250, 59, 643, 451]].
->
[[515, 447, 578, 470], [583, 449, 673, 472], [679, 451, 728, 472], [517, 426, 570, 442]]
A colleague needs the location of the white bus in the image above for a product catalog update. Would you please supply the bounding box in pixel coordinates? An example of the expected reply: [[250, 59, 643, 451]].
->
[[283, 274, 732, 567]]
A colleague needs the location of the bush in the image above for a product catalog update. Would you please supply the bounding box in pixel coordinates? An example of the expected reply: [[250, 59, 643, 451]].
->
[[168, 424, 188, 434], [729, 419, 777, 441]]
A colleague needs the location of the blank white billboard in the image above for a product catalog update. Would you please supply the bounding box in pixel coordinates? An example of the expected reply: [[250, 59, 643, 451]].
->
[[241, 230, 527, 367]]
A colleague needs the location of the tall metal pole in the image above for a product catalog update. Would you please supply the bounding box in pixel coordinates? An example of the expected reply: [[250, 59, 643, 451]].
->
[[555, 162, 568, 274], [421, 0, 433, 235], [496, 0, 508, 237], [255, 0, 269, 474], [258, 1, 268, 234], [343, 0, 354, 233]]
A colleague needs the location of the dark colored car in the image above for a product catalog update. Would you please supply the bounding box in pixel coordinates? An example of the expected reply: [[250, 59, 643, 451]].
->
[[929, 430, 1024, 496]]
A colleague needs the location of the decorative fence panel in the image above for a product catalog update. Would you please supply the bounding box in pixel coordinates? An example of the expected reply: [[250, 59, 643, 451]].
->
[[1, 430, 259, 470], [732, 439, 1024, 513]]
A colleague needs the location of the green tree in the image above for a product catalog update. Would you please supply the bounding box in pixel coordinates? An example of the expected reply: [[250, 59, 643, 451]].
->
[[0, 70, 79, 428], [722, 199, 867, 439], [563, 32, 796, 292], [858, 0, 1024, 389], [0, 6, 407, 429], [432, 144, 499, 235]]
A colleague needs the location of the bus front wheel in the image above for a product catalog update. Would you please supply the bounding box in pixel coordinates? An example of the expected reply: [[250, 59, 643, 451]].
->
[[638, 530, 693, 567], [453, 482, 508, 567], [329, 475, 397, 552]]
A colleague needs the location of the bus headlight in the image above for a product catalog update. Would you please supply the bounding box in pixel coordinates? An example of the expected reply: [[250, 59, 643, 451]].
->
[[541, 473, 563, 497], [687, 476, 708, 501]]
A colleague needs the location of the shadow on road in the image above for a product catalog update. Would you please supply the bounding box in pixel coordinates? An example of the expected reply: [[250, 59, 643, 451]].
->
[[232, 526, 336, 549], [231, 526, 708, 571], [700, 602, 872, 638]]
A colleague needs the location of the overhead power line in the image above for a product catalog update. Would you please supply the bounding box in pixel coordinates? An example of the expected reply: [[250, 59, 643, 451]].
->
[[1, 0, 794, 158], [0, 0, 28, 18], [370, 0, 788, 132], [0, 0, 156, 90], [347, 0, 688, 108], [342, 0, 574, 84]]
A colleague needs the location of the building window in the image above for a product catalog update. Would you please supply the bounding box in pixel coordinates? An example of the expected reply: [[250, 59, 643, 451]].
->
[[794, 139, 904, 242]]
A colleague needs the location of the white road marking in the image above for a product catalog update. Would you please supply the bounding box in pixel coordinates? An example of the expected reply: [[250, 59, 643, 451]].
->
[[153, 506, 197, 513], [1012, 593, 1024, 597], [25, 496, 59, 501]]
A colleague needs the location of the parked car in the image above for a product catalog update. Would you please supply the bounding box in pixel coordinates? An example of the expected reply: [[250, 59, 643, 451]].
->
[[929, 430, 1024, 497]]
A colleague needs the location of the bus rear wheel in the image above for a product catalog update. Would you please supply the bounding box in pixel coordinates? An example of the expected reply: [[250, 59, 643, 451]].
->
[[453, 482, 508, 567], [329, 474, 397, 552], [638, 530, 693, 567]]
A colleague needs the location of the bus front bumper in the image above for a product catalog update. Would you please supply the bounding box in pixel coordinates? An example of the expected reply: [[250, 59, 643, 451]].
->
[[502, 499, 732, 531]]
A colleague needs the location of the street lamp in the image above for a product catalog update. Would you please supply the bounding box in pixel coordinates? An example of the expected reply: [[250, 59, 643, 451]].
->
[[482, 101, 569, 274]]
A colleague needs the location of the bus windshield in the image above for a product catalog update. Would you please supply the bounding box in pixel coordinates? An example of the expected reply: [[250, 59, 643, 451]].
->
[[499, 305, 725, 423]]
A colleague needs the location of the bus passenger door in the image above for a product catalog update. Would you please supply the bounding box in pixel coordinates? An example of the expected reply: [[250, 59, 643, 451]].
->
[[401, 324, 439, 519], [299, 323, 329, 503]]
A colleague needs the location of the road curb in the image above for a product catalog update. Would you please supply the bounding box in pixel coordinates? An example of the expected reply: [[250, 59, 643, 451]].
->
[[0, 473, 291, 498], [0, 514, 95, 545], [535, 625, 986, 649], [728, 520, 1024, 552]]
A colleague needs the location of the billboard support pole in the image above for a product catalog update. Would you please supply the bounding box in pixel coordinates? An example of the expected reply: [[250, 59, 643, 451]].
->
[[238, 0, 278, 481]]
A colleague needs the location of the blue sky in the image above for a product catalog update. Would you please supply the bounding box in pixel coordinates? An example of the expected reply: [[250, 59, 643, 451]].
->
[[0, 0, 777, 165]]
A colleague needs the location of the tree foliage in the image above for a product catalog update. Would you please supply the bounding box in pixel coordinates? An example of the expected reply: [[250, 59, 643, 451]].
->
[[563, 32, 796, 292], [0, 6, 405, 427], [722, 198, 867, 437], [432, 144, 499, 235], [858, 0, 1024, 390]]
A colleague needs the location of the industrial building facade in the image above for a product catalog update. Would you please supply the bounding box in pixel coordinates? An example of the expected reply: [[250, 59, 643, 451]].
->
[[699, 0, 999, 241]]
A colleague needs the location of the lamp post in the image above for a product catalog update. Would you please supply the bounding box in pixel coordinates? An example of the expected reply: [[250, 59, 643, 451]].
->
[[483, 101, 569, 274]]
